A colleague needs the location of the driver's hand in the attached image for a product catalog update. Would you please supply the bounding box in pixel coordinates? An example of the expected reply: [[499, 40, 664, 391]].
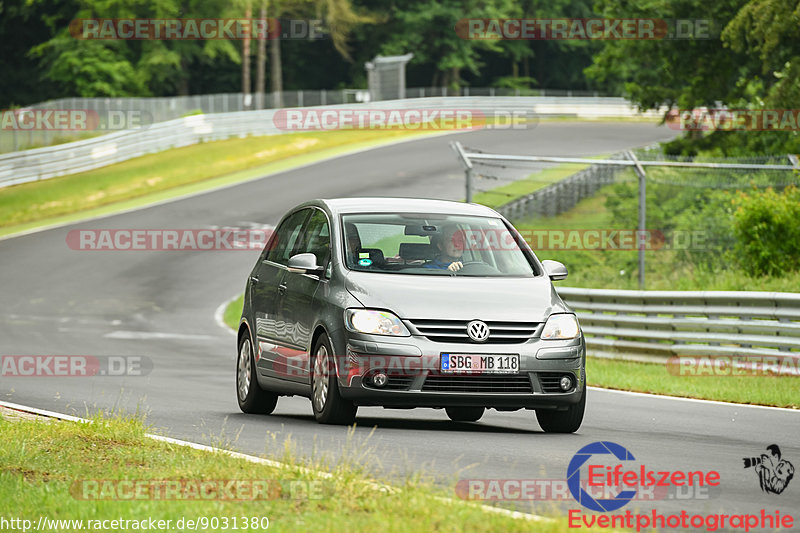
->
[[448, 261, 463, 272]]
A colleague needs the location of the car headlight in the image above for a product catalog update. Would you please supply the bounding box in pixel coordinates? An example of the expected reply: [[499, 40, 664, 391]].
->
[[345, 309, 410, 336], [541, 314, 580, 340]]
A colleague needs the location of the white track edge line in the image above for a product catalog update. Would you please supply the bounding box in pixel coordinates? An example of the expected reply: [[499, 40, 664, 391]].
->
[[588, 386, 799, 412], [214, 293, 241, 337], [0, 399, 550, 523]]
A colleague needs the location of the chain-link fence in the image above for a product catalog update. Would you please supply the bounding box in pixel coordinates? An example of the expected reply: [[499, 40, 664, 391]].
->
[[451, 141, 800, 288], [456, 145, 800, 222]]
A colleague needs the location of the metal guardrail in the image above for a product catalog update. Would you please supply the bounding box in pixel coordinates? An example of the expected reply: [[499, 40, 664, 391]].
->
[[0, 96, 661, 188], [557, 287, 800, 363], [1, 88, 619, 152]]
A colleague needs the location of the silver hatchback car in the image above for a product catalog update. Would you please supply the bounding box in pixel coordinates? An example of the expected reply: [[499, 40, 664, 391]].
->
[[236, 198, 586, 432]]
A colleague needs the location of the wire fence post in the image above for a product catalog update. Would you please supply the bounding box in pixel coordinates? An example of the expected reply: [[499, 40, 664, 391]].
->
[[450, 141, 474, 203], [626, 150, 648, 289]]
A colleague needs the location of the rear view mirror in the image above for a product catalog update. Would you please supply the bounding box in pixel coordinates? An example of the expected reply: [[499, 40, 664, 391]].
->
[[541, 260, 568, 281]]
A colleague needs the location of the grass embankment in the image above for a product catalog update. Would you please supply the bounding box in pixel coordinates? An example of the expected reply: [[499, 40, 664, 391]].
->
[[0, 412, 581, 532], [0, 128, 436, 237], [588, 358, 797, 408], [472, 162, 591, 209]]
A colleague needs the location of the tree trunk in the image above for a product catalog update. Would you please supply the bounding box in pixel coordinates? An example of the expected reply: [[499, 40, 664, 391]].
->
[[256, 2, 267, 109], [270, 20, 283, 108], [242, 2, 252, 110], [178, 57, 190, 95], [449, 66, 460, 95]]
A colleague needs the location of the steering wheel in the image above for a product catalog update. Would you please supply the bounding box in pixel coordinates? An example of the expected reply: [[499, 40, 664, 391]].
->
[[451, 260, 493, 274]]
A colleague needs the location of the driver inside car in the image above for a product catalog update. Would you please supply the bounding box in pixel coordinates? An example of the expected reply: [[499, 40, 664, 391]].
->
[[424, 224, 466, 272]]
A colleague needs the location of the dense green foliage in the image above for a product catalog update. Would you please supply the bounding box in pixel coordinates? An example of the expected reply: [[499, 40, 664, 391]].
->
[[589, 0, 800, 155], [2, 0, 602, 108], [5, 0, 798, 163], [602, 178, 800, 282], [732, 186, 800, 276]]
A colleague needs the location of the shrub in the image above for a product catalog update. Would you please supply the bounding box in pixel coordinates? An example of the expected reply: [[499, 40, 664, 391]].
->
[[732, 186, 800, 276]]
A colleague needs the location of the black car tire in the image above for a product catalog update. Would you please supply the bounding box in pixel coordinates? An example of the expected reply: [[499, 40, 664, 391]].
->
[[536, 386, 585, 433], [237, 334, 279, 414], [311, 334, 357, 425], [445, 406, 485, 422]]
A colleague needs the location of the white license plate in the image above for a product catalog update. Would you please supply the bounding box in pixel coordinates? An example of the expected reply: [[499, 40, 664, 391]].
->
[[441, 354, 519, 374]]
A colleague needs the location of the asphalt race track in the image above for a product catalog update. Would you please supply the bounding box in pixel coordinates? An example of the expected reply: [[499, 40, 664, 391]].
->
[[1, 122, 798, 522]]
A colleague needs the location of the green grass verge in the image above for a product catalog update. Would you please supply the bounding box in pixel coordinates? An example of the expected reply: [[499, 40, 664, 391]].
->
[[588, 357, 798, 408], [0, 413, 584, 532], [472, 162, 592, 209], [223, 294, 244, 331], [0, 128, 439, 238], [220, 296, 796, 408]]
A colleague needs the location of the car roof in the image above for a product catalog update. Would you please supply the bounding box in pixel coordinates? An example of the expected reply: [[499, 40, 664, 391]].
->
[[315, 198, 501, 217]]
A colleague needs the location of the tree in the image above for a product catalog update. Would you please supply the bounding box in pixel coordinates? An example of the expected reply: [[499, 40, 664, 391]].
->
[[585, 0, 750, 110], [722, 0, 800, 108], [371, 0, 514, 90], [29, 0, 238, 97], [267, 0, 374, 107], [242, 0, 252, 108]]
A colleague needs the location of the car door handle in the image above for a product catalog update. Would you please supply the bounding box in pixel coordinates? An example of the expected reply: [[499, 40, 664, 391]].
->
[[250, 276, 259, 284], [278, 283, 287, 293]]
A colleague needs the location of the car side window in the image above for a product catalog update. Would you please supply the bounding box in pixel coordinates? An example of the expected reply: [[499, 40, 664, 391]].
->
[[266, 209, 310, 265], [296, 210, 331, 268]]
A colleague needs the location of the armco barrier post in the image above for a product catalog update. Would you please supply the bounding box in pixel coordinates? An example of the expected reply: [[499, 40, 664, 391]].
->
[[626, 150, 648, 290]]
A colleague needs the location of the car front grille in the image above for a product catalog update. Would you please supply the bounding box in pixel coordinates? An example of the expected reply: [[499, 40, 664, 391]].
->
[[422, 373, 533, 393], [537, 372, 576, 393], [383, 375, 415, 391], [406, 319, 540, 344]]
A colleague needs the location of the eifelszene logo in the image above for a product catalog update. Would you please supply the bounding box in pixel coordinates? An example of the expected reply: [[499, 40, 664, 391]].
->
[[743, 444, 795, 495], [567, 441, 721, 512]]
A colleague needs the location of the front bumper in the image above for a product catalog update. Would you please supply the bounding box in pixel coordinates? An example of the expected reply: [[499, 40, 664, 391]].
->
[[337, 334, 585, 410]]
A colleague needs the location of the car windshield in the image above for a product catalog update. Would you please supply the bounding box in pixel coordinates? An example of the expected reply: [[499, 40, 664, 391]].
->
[[341, 213, 537, 277]]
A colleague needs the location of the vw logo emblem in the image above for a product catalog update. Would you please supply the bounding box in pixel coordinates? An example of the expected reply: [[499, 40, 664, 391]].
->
[[466, 320, 490, 342]]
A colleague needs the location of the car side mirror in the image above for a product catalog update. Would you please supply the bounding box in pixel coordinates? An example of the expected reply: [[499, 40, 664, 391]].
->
[[287, 253, 324, 275], [541, 260, 568, 281]]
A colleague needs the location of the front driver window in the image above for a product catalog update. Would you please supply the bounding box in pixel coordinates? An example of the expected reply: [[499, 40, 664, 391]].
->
[[266, 209, 310, 265], [296, 210, 331, 269]]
